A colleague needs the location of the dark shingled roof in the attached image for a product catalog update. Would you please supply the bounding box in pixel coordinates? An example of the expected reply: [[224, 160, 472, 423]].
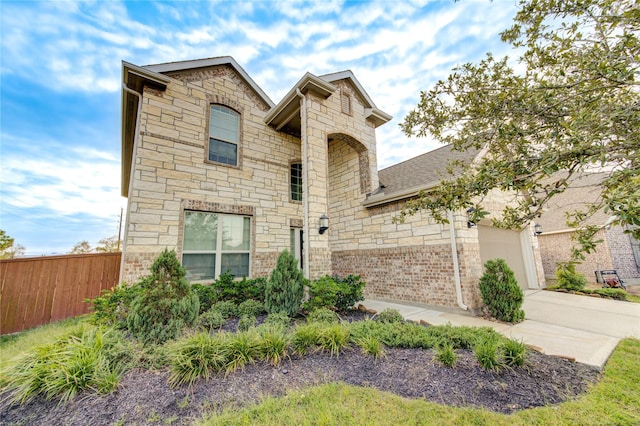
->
[[369, 144, 481, 204]]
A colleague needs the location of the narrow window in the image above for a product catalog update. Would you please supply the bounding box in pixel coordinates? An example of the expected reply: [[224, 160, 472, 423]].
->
[[182, 211, 251, 281], [290, 162, 303, 201], [209, 105, 239, 166]]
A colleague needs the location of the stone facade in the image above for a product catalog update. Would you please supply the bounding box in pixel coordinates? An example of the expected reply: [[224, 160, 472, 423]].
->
[[120, 57, 541, 312]]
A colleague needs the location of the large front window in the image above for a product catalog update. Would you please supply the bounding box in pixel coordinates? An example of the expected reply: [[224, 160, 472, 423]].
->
[[209, 105, 239, 166], [182, 211, 251, 281]]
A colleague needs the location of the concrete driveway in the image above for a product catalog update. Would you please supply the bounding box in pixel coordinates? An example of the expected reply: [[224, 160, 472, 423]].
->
[[362, 290, 640, 368]]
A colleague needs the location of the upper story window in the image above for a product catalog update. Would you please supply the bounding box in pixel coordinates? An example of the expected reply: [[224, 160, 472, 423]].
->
[[209, 105, 239, 166], [182, 211, 251, 281], [290, 162, 302, 201]]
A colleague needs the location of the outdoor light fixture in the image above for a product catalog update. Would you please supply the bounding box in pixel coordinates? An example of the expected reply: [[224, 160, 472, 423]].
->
[[534, 223, 543, 236], [319, 214, 329, 234], [466, 208, 477, 229]]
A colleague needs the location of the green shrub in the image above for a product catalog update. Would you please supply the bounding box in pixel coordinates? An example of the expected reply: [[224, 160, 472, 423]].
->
[[475, 338, 501, 371], [264, 250, 304, 317], [319, 323, 350, 357], [225, 331, 261, 373], [307, 307, 340, 324], [292, 323, 322, 355], [238, 299, 265, 317], [167, 333, 228, 387], [263, 311, 291, 329], [3, 326, 131, 404], [594, 288, 627, 300], [257, 326, 290, 366], [356, 335, 385, 360], [88, 283, 142, 328], [209, 273, 267, 305], [434, 342, 457, 368], [127, 249, 200, 345], [502, 338, 527, 367], [304, 274, 367, 312], [237, 315, 257, 332], [198, 309, 226, 331], [376, 308, 404, 324], [555, 263, 588, 292], [478, 258, 525, 323], [191, 283, 218, 313], [211, 300, 239, 319]]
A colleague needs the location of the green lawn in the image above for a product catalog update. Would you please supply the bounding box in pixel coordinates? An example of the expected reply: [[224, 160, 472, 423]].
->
[[202, 338, 640, 426]]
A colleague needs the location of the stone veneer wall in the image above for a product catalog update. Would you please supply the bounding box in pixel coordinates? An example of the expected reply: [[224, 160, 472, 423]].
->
[[607, 226, 640, 280]]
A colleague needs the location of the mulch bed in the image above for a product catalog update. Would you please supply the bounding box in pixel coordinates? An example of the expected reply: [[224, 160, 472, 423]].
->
[[0, 313, 601, 425]]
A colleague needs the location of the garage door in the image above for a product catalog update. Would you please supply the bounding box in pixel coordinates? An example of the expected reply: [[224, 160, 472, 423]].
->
[[478, 225, 532, 291]]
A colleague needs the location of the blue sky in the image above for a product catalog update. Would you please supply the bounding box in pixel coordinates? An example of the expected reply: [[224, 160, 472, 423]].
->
[[1, 0, 520, 256]]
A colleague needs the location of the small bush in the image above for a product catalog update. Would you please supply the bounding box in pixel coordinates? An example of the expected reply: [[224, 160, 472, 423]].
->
[[478, 258, 525, 323], [475, 338, 501, 371], [594, 288, 627, 300], [191, 283, 218, 313], [127, 249, 200, 345], [211, 301, 239, 319], [502, 338, 527, 367], [238, 299, 265, 317], [304, 274, 367, 312], [225, 331, 260, 373], [264, 250, 304, 317], [376, 308, 404, 324], [198, 310, 226, 332], [257, 326, 290, 366], [210, 273, 267, 305], [307, 308, 340, 324], [319, 323, 350, 357], [434, 343, 457, 368], [555, 263, 588, 292], [167, 333, 228, 387], [292, 323, 322, 355], [356, 335, 385, 360], [88, 283, 142, 328], [3, 326, 131, 404], [263, 311, 291, 329], [237, 315, 257, 332]]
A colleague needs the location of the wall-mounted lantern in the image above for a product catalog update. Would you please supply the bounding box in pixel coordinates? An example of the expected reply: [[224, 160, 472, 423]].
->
[[534, 223, 543, 236], [466, 208, 477, 229], [319, 214, 329, 234]]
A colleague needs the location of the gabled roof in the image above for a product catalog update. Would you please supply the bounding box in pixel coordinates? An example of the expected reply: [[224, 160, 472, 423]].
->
[[264, 70, 392, 135], [364, 144, 482, 207]]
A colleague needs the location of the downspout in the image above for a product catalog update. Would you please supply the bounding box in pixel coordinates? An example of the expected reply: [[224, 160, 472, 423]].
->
[[118, 83, 143, 285], [296, 89, 310, 279], [448, 210, 468, 311]]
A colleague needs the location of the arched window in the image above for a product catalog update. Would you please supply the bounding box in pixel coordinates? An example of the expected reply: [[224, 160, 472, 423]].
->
[[208, 105, 239, 166]]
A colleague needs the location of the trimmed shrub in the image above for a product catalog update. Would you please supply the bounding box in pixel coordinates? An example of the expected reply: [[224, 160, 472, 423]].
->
[[304, 274, 366, 312], [376, 308, 404, 324], [127, 249, 200, 345], [237, 315, 257, 332], [502, 338, 527, 367], [264, 250, 304, 317], [475, 338, 501, 371], [211, 301, 239, 319], [209, 273, 267, 305], [307, 307, 340, 324], [263, 311, 291, 329], [556, 263, 588, 292], [594, 288, 627, 300], [198, 310, 226, 331], [478, 258, 525, 323], [238, 299, 265, 318], [88, 283, 142, 328], [191, 283, 217, 313]]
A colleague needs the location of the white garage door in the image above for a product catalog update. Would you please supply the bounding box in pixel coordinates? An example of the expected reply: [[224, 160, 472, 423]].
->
[[478, 225, 534, 291]]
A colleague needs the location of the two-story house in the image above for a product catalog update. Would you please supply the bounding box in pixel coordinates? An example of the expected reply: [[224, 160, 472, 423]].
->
[[120, 56, 544, 313]]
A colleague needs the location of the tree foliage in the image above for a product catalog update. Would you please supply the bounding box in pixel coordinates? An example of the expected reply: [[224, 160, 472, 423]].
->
[[0, 230, 25, 259], [96, 235, 121, 252], [69, 240, 93, 254], [400, 0, 639, 259], [478, 259, 525, 323]]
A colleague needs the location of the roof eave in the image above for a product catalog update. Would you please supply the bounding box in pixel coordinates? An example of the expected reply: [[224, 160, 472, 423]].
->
[[362, 181, 440, 208]]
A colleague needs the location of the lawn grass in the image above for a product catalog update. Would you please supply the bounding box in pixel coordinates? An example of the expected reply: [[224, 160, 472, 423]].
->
[[201, 338, 640, 426]]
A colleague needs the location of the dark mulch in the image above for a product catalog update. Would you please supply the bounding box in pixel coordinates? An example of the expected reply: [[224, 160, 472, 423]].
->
[[0, 313, 601, 426]]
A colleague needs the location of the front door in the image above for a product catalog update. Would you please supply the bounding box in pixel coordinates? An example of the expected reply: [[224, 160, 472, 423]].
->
[[290, 228, 303, 270]]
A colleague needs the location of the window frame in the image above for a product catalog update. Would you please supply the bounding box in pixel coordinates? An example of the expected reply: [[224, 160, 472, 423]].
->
[[290, 161, 303, 202], [182, 210, 252, 281], [207, 104, 241, 167]]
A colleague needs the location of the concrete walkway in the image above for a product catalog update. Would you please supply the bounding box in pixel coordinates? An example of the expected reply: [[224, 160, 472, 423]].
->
[[362, 290, 640, 368]]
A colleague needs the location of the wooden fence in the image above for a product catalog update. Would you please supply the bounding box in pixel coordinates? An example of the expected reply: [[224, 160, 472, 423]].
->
[[0, 252, 121, 335]]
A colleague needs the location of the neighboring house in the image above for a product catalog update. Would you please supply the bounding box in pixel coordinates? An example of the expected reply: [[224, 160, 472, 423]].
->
[[120, 56, 544, 313], [535, 172, 640, 283]]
